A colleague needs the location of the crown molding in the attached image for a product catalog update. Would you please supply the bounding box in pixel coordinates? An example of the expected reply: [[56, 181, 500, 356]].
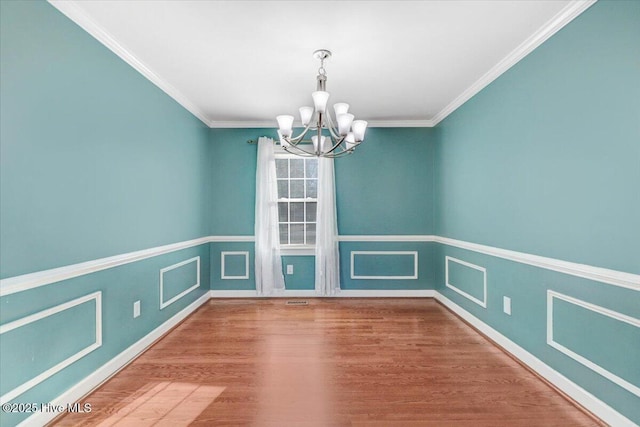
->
[[430, 0, 597, 126], [47, 1, 434, 131], [208, 120, 276, 129], [367, 120, 435, 128], [208, 119, 435, 129], [47, 0, 211, 127], [47, 0, 596, 130]]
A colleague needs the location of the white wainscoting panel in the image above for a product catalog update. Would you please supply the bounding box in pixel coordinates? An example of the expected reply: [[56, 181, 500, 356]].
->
[[19, 292, 210, 427], [350, 251, 418, 280], [547, 290, 640, 398], [159, 256, 200, 310], [221, 251, 250, 280], [436, 292, 636, 427], [445, 256, 487, 308], [0, 292, 102, 405]]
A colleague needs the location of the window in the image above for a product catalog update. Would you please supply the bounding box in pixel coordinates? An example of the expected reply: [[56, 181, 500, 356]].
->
[[275, 155, 318, 247]]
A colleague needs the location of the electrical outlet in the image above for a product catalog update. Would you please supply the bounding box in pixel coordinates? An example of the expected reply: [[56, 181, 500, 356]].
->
[[503, 296, 511, 315], [286, 265, 294, 275], [133, 300, 141, 318]]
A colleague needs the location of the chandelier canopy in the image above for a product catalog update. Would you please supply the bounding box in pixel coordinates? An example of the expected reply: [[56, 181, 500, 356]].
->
[[276, 49, 368, 158]]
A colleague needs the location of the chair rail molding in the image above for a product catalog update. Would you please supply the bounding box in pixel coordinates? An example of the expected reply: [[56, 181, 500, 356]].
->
[[2, 235, 637, 296]]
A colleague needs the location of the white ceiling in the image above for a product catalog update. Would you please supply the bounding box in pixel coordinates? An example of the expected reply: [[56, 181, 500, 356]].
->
[[49, 0, 594, 128]]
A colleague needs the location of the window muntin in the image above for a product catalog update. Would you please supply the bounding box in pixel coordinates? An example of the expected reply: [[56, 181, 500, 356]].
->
[[275, 156, 318, 246]]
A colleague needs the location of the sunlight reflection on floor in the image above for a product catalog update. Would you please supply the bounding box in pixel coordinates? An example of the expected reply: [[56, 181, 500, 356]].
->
[[96, 382, 225, 427]]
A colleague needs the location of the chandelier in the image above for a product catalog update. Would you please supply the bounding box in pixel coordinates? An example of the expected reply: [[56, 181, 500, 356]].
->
[[276, 49, 368, 158]]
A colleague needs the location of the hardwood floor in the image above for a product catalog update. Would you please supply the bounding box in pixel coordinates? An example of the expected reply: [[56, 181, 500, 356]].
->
[[54, 298, 602, 426]]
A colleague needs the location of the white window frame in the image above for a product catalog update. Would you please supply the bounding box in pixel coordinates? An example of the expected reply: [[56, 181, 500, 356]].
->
[[275, 148, 317, 256]]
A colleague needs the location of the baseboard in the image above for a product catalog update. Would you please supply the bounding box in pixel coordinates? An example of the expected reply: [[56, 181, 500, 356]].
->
[[18, 292, 210, 427], [209, 290, 259, 298], [337, 289, 435, 297], [208, 289, 436, 298], [281, 290, 319, 297], [434, 292, 635, 427]]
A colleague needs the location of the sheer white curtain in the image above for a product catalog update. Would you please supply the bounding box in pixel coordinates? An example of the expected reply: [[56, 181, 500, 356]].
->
[[255, 137, 285, 295], [315, 157, 340, 295]]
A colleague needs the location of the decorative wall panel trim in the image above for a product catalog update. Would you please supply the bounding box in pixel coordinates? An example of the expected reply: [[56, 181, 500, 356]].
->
[[159, 257, 200, 310], [350, 251, 418, 280], [0, 292, 102, 405], [436, 292, 636, 427], [18, 292, 209, 427], [221, 251, 250, 279], [445, 256, 487, 308], [547, 290, 640, 398]]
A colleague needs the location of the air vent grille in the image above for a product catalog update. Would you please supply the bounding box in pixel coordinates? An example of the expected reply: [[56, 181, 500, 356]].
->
[[286, 300, 309, 306]]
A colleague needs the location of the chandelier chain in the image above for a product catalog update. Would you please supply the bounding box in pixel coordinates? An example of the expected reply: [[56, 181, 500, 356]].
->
[[318, 57, 327, 76]]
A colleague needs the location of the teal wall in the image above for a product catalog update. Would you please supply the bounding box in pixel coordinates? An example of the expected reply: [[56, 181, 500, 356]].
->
[[209, 128, 270, 237], [434, 1, 640, 423], [335, 128, 434, 235], [209, 127, 437, 290], [209, 127, 435, 236], [435, 0, 639, 274], [0, 2, 211, 425], [0, 0, 211, 279], [281, 256, 315, 290]]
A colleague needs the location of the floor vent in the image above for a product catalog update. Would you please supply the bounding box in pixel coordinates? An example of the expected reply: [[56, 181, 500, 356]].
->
[[286, 300, 309, 306]]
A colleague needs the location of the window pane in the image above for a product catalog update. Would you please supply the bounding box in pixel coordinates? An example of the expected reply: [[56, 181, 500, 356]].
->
[[306, 180, 317, 198], [306, 202, 317, 222], [290, 159, 304, 178], [305, 159, 318, 178], [306, 224, 316, 245], [279, 224, 288, 245], [278, 202, 288, 222], [290, 224, 304, 244], [275, 159, 288, 178], [290, 179, 304, 198], [290, 202, 304, 222], [277, 180, 288, 199]]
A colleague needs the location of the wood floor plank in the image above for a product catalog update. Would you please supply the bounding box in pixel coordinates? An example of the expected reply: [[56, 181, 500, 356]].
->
[[53, 298, 602, 426]]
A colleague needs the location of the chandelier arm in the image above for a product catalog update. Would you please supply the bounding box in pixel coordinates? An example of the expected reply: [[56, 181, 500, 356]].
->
[[321, 113, 350, 155], [288, 120, 315, 144], [323, 112, 343, 141], [319, 148, 353, 159], [285, 138, 353, 158], [283, 143, 317, 157], [322, 135, 346, 156], [316, 113, 325, 156]]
